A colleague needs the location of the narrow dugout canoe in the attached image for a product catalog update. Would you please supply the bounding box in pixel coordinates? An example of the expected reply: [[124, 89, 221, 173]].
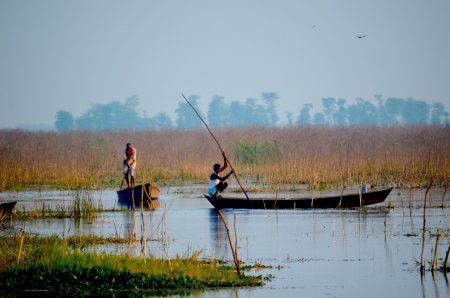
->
[[117, 183, 160, 209], [204, 187, 393, 209]]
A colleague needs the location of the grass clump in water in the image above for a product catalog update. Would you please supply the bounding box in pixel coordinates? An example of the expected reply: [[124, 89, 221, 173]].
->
[[0, 235, 263, 295]]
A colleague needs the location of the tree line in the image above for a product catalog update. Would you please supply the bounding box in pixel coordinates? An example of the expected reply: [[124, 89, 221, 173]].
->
[[54, 93, 449, 131]]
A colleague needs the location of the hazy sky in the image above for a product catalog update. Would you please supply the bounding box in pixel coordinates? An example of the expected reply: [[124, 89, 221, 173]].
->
[[1, 0, 449, 128]]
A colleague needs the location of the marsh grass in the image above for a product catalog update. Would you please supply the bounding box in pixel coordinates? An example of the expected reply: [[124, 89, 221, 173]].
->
[[0, 235, 263, 295], [70, 189, 98, 221], [9, 188, 107, 220], [233, 139, 281, 165], [0, 126, 448, 191]]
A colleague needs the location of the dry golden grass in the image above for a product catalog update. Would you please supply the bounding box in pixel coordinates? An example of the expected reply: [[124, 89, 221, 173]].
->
[[0, 126, 448, 190]]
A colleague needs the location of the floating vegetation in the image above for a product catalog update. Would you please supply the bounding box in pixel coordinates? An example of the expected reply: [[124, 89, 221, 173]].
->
[[10, 189, 106, 220], [70, 189, 98, 220], [0, 235, 264, 295]]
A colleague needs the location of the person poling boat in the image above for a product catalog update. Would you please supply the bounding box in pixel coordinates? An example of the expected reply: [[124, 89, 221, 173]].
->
[[208, 152, 235, 197], [182, 94, 251, 207], [122, 143, 137, 188]]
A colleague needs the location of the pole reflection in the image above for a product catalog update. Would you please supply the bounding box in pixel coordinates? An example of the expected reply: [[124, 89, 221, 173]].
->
[[431, 271, 440, 298], [209, 209, 231, 261], [123, 209, 136, 240]]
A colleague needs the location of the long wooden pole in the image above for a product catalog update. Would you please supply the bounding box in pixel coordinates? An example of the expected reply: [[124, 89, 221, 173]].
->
[[182, 94, 252, 208], [218, 210, 240, 274], [420, 178, 433, 274]]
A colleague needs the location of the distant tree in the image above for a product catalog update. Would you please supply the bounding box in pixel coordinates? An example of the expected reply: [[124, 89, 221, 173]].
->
[[207, 95, 276, 127], [381, 97, 404, 125], [152, 112, 173, 129], [401, 98, 430, 125], [255, 104, 271, 126], [125, 95, 139, 107], [374, 94, 384, 125], [75, 109, 96, 130], [229, 101, 246, 127], [207, 96, 229, 127], [320, 97, 347, 126], [175, 95, 202, 129], [321, 97, 336, 126], [245, 98, 270, 126], [297, 103, 313, 126], [262, 92, 279, 125], [347, 98, 378, 126], [286, 112, 293, 127], [75, 95, 141, 130], [55, 110, 74, 131], [244, 98, 258, 125], [334, 98, 347, 126], [119, 95, 142, 129], [363, 99, 379, 125], [313, 112, 326, 125], [430, 102, 449, 125]]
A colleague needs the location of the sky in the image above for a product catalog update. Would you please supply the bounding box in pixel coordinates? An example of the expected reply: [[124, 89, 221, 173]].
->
[[1, 0, 450, 128]]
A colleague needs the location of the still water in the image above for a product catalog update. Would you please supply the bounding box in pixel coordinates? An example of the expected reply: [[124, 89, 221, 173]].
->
[[1, 185, 449, 297]]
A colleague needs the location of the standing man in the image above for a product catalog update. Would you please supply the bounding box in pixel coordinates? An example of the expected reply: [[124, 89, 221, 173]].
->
[[208, 152, 234, 197], [123, 143, 137, 188]]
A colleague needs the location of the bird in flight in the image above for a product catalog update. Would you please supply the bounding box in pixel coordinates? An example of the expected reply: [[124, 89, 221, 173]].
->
[[356, 35, 366, 39]]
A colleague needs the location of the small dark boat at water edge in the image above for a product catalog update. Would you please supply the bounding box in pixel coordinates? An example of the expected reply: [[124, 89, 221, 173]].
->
[[204, 188, 393, 209], [0, 201, 17, 219], [117, 183, 160, 209]]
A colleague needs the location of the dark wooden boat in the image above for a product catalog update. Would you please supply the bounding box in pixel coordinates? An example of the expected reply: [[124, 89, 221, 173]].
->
[[204, 187, 393, 209], [0, 201, 17, 219], [117, 183, 160, 209]]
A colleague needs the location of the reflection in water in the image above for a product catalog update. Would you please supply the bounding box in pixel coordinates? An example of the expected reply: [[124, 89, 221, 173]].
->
[[340, 210, 346, 251], [1, 186, 449, 297], [431, 271, 440, 298], [118, 196, 160, 245], [209, 209, 230, 261], [118, 196, 160, 210], [123, 210, 137, 240], [420, 253, 449, 298], [421, 273, 425, 298]]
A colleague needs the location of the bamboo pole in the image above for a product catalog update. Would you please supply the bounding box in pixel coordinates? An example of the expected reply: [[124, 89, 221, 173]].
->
[[17, 229, 25, 264], [182, 94, 252, 208], [444, 246, 450, 272], [234, 214, 239, 270], [441, 182, 447, 208], [140, 171, 147, 261], [431, 229, 440, 271], [131, 186, 136, 241], [218, 210, 240, 275], [420, 179, 433, 274]]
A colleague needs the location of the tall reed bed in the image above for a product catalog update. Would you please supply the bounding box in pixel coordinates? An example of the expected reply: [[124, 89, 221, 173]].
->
[[0, 126, 448, 190]]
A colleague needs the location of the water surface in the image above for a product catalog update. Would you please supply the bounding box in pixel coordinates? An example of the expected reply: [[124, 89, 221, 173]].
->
[[1, 186, 449, 297]]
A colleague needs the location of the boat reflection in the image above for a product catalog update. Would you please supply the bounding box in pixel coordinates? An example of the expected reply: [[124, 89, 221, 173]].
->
[[118, 197, 160, 210]]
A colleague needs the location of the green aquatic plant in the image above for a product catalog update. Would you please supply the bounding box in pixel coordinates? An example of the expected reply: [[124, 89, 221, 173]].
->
[[70, 189, 100, 220], [314, 181, 329, 191], [386, 200, 394, 209], [0, 235, 264, 295], [233, 139, 281, 166]]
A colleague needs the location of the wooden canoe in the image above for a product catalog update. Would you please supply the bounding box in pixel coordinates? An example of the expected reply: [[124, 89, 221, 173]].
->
[[0, 201, 17, 219], [204, 187, 393, 209], [117, 183, 160, 209]]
